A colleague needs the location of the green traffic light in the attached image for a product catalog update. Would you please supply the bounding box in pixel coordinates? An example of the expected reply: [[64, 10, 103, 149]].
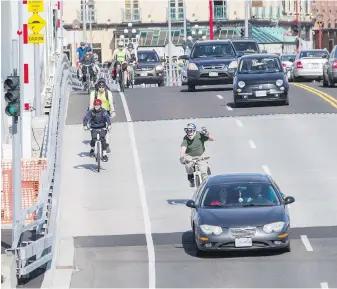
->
[[5, 103, 20, 116]]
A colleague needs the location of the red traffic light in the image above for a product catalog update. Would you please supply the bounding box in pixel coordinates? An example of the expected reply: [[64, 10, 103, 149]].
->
[[293, 20, 298, 25]]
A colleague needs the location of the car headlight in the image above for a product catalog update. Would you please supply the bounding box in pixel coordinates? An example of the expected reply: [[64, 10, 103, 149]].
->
[[200, 225, 223, 236], [188, 63, 198, 70], [238, 81, 245, 88], [155, 65, 164, 71], [228, 61, 238, 69], [276, 79, 283, 86], [263, 221, 285, 234]]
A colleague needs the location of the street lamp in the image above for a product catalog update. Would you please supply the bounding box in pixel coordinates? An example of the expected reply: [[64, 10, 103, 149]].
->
[[87, 0, 94, 47], [191, 24, 204, 41], [72, 19, 80, 66], [124, 22, 137, 45]]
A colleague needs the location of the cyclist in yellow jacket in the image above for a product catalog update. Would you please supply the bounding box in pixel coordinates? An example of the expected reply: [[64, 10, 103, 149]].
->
[[89, 78, 116, 153], [112, 41, 130, 87]]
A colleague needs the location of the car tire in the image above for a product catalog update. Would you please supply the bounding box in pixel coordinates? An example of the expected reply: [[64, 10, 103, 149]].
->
[[193, 226, 204, 257], [327, 75, 335, 87], [207, 167, 211, 176], [188, 85, 196, 92], [283, 241, 291, 253], [284, 97, 289, 106], [322, 73, 328, 87], [158, 81, 165, 87]]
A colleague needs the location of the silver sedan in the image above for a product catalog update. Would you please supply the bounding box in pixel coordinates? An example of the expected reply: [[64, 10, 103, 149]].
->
[[289, 49, 329, 82]]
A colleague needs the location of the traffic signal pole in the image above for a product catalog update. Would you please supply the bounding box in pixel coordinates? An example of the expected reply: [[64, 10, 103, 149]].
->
[[244, 0, 249, 38], [295, 0, 299, 53], [209, 0, 214, 40]]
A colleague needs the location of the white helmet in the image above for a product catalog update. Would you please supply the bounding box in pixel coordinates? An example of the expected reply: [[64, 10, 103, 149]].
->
[[118, 41, 124, 47], [184, 123, 196, 140]]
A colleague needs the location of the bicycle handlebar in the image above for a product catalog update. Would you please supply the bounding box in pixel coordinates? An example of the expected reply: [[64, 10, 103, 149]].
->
[[187, 156, 210, 163], [89, 127, 108, 131]]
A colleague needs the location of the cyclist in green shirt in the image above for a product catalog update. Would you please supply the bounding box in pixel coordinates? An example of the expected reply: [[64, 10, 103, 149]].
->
[[112, 41, 130, 86]]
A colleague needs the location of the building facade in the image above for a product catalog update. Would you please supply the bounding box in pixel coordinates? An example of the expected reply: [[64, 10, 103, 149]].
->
[[62, 0, 314, 63]]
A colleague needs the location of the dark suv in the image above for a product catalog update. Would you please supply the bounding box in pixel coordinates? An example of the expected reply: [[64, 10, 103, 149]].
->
[[181, 40, 242, 91], [134, 49, 165, 86]]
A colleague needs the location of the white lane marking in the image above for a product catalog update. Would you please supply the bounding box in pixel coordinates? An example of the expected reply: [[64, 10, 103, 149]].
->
[[226, 105, 233, 111], [249, 140, 256, 149], [321, 282, 329, 288], [262, 165, 271, 175], [300, 235, 313, 251], [216, 94, 224, 99], [236, 119, 243, 127], [119, 92, 156, 288]]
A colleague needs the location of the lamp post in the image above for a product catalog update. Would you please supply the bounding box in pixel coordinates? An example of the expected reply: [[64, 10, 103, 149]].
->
[[87, 0, 94, 47], [72, 19, 80, 66], [191, 25, 204, 41]]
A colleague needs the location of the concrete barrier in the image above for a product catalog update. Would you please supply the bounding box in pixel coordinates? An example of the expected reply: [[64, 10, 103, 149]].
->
[[1, 253, 17, 288]]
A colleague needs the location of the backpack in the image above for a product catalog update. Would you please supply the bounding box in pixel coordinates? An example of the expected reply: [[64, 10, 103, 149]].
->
[[94, 89, 109, 101]]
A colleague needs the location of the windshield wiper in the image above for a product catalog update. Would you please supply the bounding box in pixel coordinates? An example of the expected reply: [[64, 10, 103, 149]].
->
[[241, 203, 274, 207]]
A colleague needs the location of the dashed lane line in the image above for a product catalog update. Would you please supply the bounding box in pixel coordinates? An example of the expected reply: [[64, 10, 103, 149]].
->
[[300, 235, 314, 251], [235, 119, 244, 127], [249, 140, 256, 149], [321, 282, 329, 288]]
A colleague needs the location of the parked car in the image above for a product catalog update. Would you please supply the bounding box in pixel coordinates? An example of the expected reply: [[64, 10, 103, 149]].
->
[[134, 50, 165, 86], [289, 49, 329, 82], [280, 54, 296, 79], [185, 173, 295, 256], [180, 40, 242, 92], [322, 45, 337, 87], [231, 39, 261, 55], [233, 53, 289, 106]]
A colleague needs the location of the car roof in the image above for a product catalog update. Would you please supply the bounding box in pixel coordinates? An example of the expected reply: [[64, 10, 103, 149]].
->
[[231, 39, 258, 42], [239, 53, 279, 59], [207, 173, 272, 185], [194, 40, 231, 45], [137, 50, 158, 54]]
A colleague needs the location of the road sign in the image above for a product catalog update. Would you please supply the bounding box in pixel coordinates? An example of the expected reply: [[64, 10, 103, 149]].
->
[[28, 0, 44, 12], [28, 34, 44, 44], [251, 0, 263, 7], [28, 13, 46, 34]]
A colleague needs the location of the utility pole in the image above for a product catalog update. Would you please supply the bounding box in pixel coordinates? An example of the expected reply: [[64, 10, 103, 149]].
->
[[167, 0, 173, 86], [183, 0, 187, 43], [244, 0, 249, 38], [295, 0, 299, 52], [34, 44, 41, 116], [209, 0, 214, 40], [83, 0, 87, 42]]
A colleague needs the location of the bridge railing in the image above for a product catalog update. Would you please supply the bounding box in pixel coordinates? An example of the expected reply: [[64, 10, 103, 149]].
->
[[4, 52, 72, 283]]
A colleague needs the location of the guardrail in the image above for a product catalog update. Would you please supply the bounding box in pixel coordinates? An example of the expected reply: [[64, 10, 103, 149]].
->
[[5, 52, 72, 284]]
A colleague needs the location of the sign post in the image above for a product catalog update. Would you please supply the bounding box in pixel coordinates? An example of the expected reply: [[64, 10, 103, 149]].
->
[[27, 1, 46, 116]]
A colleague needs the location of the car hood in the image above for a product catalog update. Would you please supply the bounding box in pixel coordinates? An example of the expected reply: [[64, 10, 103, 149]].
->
[[237, 72, 285, 81], [136, 62, 160, 69], [190, 57, 237, 67], [199, 206, 286, 227]]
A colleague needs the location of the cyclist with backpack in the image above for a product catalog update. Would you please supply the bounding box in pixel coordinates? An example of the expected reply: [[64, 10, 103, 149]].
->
[[89, 78, 116, 153]]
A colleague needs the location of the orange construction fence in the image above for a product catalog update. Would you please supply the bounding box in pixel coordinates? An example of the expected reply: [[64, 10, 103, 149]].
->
[[1, 159, 48, 225]]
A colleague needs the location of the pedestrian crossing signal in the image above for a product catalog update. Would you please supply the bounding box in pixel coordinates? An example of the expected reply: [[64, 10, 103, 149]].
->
[[4, 76, 20, 117]]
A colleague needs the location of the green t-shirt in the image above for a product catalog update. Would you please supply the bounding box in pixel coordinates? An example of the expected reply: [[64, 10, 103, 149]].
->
[[181, 132, 209, 157]]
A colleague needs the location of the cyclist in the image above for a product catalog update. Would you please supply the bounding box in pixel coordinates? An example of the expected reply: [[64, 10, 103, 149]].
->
[[126, 43, 138, 86], [80, 47, 96, 89], [112, 41, 130, 87], [179, 123, 215, 187], [76, 42, 87, 80], [89, 78, 116, 153], [83, 99, 111, 162]]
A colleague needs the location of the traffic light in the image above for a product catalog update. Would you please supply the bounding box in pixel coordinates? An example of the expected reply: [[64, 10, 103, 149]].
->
[[186, 20, 191, 36], [240, 27, 245, 37], [4, 76, 20, 117], [292, 21, 299, 35]]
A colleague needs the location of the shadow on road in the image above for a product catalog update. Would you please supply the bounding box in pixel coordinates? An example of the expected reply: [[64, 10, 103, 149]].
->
[[73, 164, 105, 172], [180, 87, 233, 93], [226, 101, 285, 109]]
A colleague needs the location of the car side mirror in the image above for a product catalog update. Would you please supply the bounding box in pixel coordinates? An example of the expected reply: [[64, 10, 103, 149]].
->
[[180, 55, 189, 60], [284, 196, 295, 205], [322, 54, 328, 58], [186, 200, 196, 208], [236, 51, 244, 58]]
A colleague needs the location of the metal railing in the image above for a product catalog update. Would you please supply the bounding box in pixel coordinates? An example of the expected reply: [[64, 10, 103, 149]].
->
[[121, 8, 141, 23], [5, 52, 72, 282]]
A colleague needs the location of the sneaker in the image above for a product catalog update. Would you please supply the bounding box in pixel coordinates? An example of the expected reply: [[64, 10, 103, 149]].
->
[[89, 149, 95, 157], [101, 155, 108, 162], [189, 179, 195, 187], [106, 144, 111, 153]]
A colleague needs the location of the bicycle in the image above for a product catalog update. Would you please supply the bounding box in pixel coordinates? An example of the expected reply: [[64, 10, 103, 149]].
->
[[127, 61, 136, 88], [89, 127, 108, 172], [82, 63, 93, 94], [187, 156, 211, 188]]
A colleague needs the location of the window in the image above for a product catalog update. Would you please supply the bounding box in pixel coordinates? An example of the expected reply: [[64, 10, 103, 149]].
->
[[137, 51, 159, 63], [238, 56, 282, 74], [262, 7, 265, 18], [232, 41, 259, 53], [190, 43, 236, 59], [80, 0, 96, 23], [269, 6, 273, 18]]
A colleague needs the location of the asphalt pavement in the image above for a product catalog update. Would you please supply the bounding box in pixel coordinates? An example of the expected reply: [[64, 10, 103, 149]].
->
[[41, 83, 337, 288]]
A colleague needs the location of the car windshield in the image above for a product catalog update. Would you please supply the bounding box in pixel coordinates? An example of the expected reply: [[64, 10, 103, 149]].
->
[[232, 41, 259, 53], [281, 55, 295, 62], [201, 183, 281, 208], [238, 57, 282, 74], [137, 52, 159, 63], [190, 43, 236, 58], [299, 50, 328, 58]]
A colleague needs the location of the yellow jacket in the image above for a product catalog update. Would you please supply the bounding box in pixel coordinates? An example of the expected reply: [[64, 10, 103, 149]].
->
[[89, 89, 116, 118]]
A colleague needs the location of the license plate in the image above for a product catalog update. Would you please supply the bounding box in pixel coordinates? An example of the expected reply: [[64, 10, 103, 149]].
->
[[311, 63, 319, 68], [235, 237, 252, 247], [140, 72, 148, 76], [209, 72, 218, 77], [255, 90, 267, 97]]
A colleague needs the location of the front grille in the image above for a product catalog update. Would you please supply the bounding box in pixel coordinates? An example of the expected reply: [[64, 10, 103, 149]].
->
[[137, 67, 153, 71], [249, 83, 277, 90], [202, 65, 226, 70], [229, 227, 256, 238], [200, 73, 229, 78]]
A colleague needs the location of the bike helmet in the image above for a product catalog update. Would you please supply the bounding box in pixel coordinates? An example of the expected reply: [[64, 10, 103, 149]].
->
[[184, 123, 196, 140], [96, 78, 106, 90], [86, 46, 92, 52], [93, 99, 102, 106], [80, 42, 85, 46], [128, 43, 134, 50], [118, 41, 124, 47]]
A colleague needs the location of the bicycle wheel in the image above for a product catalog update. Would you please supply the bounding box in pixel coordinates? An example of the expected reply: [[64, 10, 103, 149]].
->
[[96, 141, 101, 172], [87, 73, 90, 94], [119, 70, 124, 92], [195, 174, 201, 188], [130, 67, 134, 88]]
